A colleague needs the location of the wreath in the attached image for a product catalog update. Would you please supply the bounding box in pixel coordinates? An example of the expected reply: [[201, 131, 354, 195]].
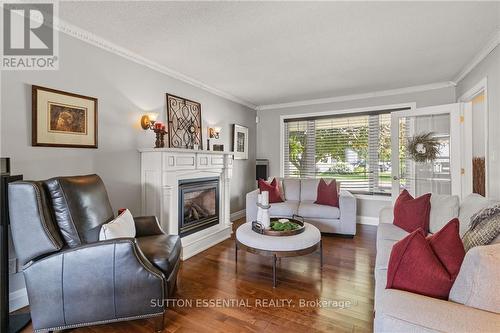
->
[[407, 132, 441, 163]]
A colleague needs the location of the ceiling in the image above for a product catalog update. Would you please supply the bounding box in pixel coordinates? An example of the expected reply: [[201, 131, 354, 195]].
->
[[59, 1, 500, 108]]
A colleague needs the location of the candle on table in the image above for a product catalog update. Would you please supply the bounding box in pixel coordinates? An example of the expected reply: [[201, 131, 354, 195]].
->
[[261, 191, 269, 206]]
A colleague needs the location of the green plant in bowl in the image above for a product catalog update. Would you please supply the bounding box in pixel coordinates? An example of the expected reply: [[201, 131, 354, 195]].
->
[[270, 221, 300, 231]]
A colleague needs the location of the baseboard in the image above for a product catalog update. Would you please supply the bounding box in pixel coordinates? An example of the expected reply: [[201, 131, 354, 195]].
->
[[357, 216, 379, 226], [230, 209, 246, 222], [9, 287, 29, 312]]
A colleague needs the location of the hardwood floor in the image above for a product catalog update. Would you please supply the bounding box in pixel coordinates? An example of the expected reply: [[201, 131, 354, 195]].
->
[[19, 219, 377, 333]]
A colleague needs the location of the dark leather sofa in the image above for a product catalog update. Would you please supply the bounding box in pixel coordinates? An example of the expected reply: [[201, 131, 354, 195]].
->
[[8, 174, 181, 332]]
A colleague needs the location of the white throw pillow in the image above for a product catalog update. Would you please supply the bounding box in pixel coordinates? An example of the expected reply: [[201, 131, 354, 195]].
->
[[429, 194, 459, 233], [99, 209, 136, 240]]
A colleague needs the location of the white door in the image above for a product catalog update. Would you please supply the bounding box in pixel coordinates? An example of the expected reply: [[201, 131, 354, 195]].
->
[[390, 104, 462, 201]]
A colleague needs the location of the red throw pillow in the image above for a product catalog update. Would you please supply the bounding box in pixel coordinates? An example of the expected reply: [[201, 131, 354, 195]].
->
[[393, 189, 431, 234], [427, 218, 465, 278], [386, 219, 466, 300], [386, 229, 455, 300], [258, 178, 283, 204], [315, 178, 339, 207]]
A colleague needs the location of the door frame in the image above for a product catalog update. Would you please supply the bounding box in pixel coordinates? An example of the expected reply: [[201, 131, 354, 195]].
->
[[457, 77, 488, 198], [390, 103, 462, 200]]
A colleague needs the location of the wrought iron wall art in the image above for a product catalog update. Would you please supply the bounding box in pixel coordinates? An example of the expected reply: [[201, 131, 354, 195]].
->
[[166, 94, 203, 149]]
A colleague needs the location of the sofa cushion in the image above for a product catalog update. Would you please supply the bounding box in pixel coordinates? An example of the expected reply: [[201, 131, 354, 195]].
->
[[268, 200, 299, 217], [458, 193, 494, 236], [386, 229, 456, 300], [315, 179, 339, 207], [449, 244, 500, 314], [300, 178, 320, 201], [136, 234, 181, 276], [283, 178, 300, 201], [393, 190, 431, 234], [429, 194, 459, 233], [298, 201, 340, 219]]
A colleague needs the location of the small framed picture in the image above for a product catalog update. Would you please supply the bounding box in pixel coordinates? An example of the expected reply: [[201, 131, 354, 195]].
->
[[213, 144, 224, 152], [232, 124, 248, 160], [32, 85, 98, 148]]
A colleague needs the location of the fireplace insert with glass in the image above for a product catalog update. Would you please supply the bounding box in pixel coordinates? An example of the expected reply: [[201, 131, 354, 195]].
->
[[178, 177, 220, 237]]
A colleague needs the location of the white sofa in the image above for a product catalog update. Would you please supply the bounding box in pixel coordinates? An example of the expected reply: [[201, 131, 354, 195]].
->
[[246, 178, 357, 235], [374, 193, 500, 332]]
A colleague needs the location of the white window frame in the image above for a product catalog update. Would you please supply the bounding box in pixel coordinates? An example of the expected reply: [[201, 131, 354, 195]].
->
[[279, 102, 416, 194]]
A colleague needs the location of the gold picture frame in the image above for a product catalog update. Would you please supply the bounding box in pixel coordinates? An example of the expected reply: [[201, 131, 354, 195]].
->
[[32, 85, 98, 148]]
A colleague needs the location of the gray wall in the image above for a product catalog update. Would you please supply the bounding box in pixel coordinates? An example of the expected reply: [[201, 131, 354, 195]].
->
[[456, 45, 500, 199], [1, 33, 256, 307], [256, 86, 457, 219]]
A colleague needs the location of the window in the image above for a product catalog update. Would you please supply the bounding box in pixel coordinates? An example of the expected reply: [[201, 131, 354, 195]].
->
[[283, 112, 394, 195]]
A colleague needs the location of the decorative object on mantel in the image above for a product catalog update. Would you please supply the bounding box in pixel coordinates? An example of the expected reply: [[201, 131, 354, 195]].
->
[[140, 112, 159, 130], [32, 85, 98, 148], [140, 112, 167, 148], [232, 124, 249, 160], [208, 127, 221, 139], [207, 126, 221, 151], [166, 94, 202, 149], [407, 132, 441, 162], [213, 144, 224, 152]]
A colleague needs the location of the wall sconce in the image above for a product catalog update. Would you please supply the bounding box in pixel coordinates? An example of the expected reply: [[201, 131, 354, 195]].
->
[[141, 113, 166, 148], [208, 127, 221, 139], [141, 113, 159, 130]]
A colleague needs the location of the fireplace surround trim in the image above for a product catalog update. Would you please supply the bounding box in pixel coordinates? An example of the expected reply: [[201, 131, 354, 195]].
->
[[139, 148, 233, 260]]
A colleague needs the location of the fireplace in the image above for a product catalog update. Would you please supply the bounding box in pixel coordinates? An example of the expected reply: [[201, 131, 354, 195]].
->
[[178, 177, 220, 237]]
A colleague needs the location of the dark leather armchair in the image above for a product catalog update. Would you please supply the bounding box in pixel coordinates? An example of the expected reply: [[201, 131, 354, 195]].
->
[[8, 175, 181, 332]]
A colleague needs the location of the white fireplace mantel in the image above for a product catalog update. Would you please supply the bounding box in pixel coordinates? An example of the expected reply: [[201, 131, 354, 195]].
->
[[139, 147, 234, 260]]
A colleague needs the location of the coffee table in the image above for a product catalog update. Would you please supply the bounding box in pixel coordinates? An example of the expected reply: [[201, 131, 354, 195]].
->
[[235, 222, 322, 287]]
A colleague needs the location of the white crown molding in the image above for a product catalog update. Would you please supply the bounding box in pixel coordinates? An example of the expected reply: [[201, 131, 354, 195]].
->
[[54, 19, 258, 110], [453, 28, 500, 84], [256, 81, 456, 111]]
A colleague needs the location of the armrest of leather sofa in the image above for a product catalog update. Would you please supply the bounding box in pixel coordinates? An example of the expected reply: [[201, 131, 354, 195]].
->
[[134, 215, 165, 236], [339, 190, 357, 235], [246, 189, 259, 223], [23, 238, 165, 331], [376, 289, 500, 333]]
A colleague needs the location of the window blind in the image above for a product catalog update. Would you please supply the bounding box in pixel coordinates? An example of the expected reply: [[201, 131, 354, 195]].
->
[[283, 112, 394, 194]]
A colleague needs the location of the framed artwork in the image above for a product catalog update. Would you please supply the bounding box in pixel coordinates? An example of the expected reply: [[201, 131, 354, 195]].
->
[[166, 94, 202, 149], [213, 144, 224, 152], [32, 85, 98, 148], [232, 124, 248, 160]]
